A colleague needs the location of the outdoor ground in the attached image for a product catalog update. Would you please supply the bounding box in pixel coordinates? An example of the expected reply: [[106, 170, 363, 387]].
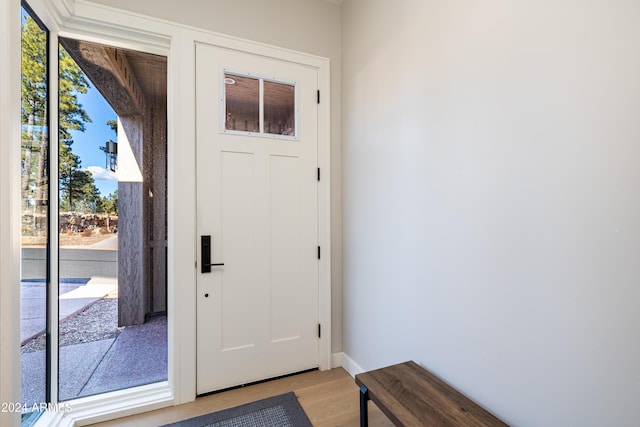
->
[[21, 231, 166, 404], [22, 292, 119, 353], [21, 230, 119, 352], [21, 230, 127, 403]]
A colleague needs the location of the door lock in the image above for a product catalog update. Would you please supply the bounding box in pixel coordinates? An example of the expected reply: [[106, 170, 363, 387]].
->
[[201, 235, 224, 273]]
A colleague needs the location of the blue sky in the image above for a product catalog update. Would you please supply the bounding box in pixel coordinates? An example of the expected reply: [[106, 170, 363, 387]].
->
[[68, 86, 118, 196], [22, 6, 118, 197]]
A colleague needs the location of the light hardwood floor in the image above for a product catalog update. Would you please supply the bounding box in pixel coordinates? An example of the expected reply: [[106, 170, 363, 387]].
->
[[90, 368, 393, 427]]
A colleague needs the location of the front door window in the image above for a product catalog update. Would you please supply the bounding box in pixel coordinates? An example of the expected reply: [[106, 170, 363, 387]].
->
[[223, 71, 298, 139]]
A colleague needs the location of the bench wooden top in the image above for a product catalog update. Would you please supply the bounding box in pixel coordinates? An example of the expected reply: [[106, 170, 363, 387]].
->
[[355, 361, 508, 427]]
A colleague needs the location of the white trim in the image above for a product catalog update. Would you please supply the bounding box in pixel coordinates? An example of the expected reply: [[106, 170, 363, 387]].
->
[[316, 46, 332, 373], [338, 353, 366, 378], [0, 0, 22, 425], [168, 32, 198, 406], [192, 32, 330, 70], [61, 1, 171, 55], [35, 382, 173, 427]]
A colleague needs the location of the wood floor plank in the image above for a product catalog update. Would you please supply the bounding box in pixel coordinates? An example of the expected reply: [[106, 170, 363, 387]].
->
[[301, 389, 358, 422], [295, 376, 355, 404], [89, 368, 385, 427]]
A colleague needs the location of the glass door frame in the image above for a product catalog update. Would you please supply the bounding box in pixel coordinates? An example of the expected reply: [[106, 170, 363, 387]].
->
[[12, 2, 174, 425], [21, 0, 58, 408]]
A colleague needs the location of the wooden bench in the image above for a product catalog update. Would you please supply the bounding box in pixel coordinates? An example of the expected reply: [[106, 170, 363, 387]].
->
[[355, 361, 508, 427]]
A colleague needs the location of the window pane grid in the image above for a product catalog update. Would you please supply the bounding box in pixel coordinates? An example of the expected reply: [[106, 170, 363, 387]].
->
[[223, 72, 297, 139]]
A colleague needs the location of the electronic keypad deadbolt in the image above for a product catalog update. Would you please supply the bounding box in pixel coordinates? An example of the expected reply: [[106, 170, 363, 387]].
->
[[201, 235, 224, 273]]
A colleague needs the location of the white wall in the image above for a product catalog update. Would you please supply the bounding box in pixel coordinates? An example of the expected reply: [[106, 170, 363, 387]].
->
[[342, 1, 640, 426], [88, 0, 344, 353]]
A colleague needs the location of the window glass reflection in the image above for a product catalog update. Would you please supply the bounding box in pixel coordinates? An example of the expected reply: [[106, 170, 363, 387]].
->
[[263, 80, 295, 136], [21, 4, 49, 412], [224, 74, 260, 133]]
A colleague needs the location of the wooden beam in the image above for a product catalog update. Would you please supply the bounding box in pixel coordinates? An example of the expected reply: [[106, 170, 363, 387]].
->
[[60, 38, 143, 115], [105, 47, 146, 113]]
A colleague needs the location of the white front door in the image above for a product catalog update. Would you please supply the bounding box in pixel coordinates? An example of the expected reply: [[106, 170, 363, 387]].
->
[[195, 43, 319, 394]]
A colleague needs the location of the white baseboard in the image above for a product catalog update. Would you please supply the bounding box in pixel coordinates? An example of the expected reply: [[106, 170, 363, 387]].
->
[[331, 352, 364, 378]]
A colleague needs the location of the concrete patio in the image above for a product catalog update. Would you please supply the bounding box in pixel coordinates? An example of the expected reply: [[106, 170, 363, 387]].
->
[[20, 242, 167, 406], [21, 315, 167, 405], [20, 277, 117, 344], [21, 239, 167, 406]]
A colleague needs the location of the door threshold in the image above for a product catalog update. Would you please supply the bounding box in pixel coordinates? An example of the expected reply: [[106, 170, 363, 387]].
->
[[197, 367, 319, 398]]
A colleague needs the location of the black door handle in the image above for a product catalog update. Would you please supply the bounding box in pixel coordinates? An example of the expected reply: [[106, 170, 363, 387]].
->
[[201, 235, 224, 273]]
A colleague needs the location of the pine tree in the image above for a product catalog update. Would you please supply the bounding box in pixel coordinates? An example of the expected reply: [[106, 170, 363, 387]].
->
[[22, 13, 101, 220], [101, 190, 118, 215], [59, 142, 101, 212], [21, 14, 48, 215]]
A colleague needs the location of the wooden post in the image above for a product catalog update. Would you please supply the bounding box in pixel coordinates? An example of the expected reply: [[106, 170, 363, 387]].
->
[[118, 116, 146, 326], [149, 100, 167, 313]]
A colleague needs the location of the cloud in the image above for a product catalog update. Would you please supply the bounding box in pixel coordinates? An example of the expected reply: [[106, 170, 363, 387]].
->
[[86, 166, 117, 181]]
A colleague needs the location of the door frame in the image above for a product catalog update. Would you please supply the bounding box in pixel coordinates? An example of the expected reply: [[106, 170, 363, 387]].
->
[[192, 34, 332, 376], [1, 1, 331, 425]]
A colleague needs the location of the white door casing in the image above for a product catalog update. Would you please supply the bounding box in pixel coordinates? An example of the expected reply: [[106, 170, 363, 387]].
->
[[196, 42, 320, 394]]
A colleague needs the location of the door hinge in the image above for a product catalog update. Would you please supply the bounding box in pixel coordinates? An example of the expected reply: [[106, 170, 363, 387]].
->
[[317, 246, 321, 260], [318, 323, 321, 338], [317, 90, 320, 104], [317, 168, 320, 181]]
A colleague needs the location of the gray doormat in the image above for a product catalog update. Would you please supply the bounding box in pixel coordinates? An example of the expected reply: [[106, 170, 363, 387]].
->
[[160, 392, 313, 427]]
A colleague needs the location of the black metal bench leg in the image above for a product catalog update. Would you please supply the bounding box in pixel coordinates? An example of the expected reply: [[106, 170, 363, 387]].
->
[[360, 384, 369, 427]]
